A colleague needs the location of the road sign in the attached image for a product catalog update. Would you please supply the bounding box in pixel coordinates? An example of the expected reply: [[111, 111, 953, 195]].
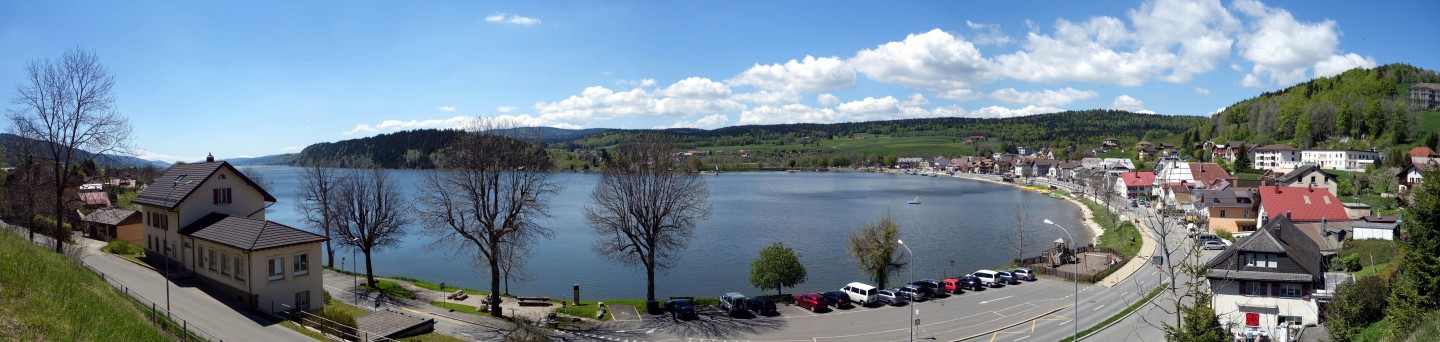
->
[[440, 282, 446, 291]]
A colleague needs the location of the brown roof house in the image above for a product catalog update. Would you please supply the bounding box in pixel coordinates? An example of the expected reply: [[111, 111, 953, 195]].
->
[[1207, 215, 1325, 337], [82, 208, 142, 246], [134, 154, 327, 313]]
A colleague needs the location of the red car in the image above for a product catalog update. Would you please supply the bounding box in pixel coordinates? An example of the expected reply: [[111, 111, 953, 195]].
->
[[794, 293, 828, 312]]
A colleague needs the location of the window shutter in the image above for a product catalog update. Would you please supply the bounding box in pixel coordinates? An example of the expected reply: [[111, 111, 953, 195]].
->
[[1239, 280, 1247, 294], [213, 189, 219, 204], [1303, 283, 1311, 295], [1270, 282, 1279, 296]]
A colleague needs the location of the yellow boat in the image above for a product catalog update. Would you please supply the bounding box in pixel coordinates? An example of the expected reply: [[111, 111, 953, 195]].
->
[[1037, 189, 1052, 195]]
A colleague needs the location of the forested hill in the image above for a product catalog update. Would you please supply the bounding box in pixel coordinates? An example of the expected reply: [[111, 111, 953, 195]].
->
[[555, 110, 1207, 150], [1196, 63, 1440, 150], [292, 129, 468, 168]]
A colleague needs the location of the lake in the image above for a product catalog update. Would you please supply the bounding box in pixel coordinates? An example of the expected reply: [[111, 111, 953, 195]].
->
[[246, 166, 1090, 300]]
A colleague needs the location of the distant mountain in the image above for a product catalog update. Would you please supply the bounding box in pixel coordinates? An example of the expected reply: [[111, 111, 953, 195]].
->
[[226, 153, 297, 166], [0, 133, 170, 168]]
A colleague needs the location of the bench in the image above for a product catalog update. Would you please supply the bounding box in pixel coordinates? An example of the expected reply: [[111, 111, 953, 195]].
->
[[447, 290, 468, 301], [516, 296, 551, 307]]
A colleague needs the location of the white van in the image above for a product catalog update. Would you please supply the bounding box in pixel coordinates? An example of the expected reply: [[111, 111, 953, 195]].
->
[[842, 282, 878, 306], [972, 270, 1003, 287]]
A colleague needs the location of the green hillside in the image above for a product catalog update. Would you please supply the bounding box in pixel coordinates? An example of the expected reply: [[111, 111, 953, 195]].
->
[[0, 230, 169, 341]]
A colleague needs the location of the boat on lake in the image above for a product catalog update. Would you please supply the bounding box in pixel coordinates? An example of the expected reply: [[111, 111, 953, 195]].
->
[[907, 196, 921, 205]]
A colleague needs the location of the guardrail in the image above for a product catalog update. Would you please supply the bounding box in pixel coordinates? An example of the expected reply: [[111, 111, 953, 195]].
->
[[85, 263, 223, 342]]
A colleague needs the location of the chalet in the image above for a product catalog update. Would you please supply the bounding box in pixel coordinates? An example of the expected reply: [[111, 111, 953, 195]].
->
[[1207, 215, 1325, 336], [1160, 142, 1176, 154], [134, 155, 327, 313], [1102, 138, 1120, 151], [1255, 186, 1349, 226], [82, 208, 142, 245], [1251, 144, 1301, 171], [1052, 161, 1081, 182], [1212, 141, 1250, 163], [896, 157, 923, 168], [1300, 149, 1379, 172], [1115, 171, 1156, 199], [1271, 165, 1338, 197], [1138, 146, 1159, 160], [1159, 183, 1195, 214], [1193, 188, 1259, 233], [1400, 160, 1435, 190]]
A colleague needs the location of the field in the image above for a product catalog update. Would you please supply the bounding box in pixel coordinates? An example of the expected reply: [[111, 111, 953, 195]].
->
[[1421, 110, 1440, 133], [0, 230, 169, 341]]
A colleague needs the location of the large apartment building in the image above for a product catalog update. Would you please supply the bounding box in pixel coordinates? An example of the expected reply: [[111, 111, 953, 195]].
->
[[1299, 149, 1379, 172]]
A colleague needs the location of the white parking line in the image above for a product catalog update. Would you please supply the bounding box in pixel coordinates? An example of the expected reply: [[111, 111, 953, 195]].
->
[[1058, 319, 1071, 325], [1093, 304, 1106, 311], [980, 296, 1013, 304]]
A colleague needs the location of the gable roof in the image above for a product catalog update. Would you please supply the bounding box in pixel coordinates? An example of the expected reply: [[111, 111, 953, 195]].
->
[[1193, 188, 1256, 208], [82, 208, 140, 226], [79, 191, 111, 207], [1207, 215, 1324, 281], [1411, 146, 1439, 158], [132, 161, 276, 209], [1275, 165, 1336, 184], [1120, 171, 1156, 187], [1253, 144, 1298, 152], [1257, 185, 1348, 222], [1187, 163, 1232, 187], [179, 213, 327, 251]]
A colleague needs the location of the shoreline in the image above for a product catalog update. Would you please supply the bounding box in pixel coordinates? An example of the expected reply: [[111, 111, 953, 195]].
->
[[909, 170, 1106, 245]]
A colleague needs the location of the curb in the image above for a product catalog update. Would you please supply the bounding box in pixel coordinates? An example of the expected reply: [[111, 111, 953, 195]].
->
[[953, 305, 1067, 342]]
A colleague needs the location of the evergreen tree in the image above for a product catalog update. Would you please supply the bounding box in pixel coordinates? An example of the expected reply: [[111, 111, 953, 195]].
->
[[1164, 291, 1229, 342], [1232, 144, 1252, 173], [1387, 166, 1440, 339]]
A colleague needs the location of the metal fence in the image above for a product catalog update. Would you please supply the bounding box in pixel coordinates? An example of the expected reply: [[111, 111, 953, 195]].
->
[[85, 263, 223, 342], [271, 302, 396, 342]]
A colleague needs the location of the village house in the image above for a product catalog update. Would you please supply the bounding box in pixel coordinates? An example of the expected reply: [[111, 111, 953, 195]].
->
[[1412, 83, 1440, 109], [1052, 161, 1081, 182], [1115, 171, 1156, 199], [1207, 215, 1326, 338], [1400, 160, 1435, 190], [1255, 185, 1350, 226], [82, 207, 143, 245], [1300, 149, 1380, 172], [1270, 165, 1339, 197], [1101, 137, 1120, 151], [134, 155, 327, 313], [1192, 188, 1259, 233], [1031, 159, 1057, 178], [1212, 141, 1251, 163], [1189, 162, 1235, 189], [1251, 144, 1302, 171]]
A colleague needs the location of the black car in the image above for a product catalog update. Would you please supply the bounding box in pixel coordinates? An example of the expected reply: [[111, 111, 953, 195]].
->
[[665, 299, 696, 320], [745, 297, 777, 315], [959, 275, 985, 291], [821, 290, 852, 308], [911, 279, 942, 297]]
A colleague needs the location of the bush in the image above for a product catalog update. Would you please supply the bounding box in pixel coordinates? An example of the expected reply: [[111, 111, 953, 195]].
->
[[1340, 255, 1364, 272], [101, 240, 143, 255], [1216, 230, 1235, 242], [32, 215, 74, 235], [1328, 276, 1391, 341]]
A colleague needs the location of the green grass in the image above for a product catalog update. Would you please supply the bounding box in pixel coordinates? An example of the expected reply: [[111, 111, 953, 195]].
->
[[101, 240, 143, 255], [1059, 283, 1167, 342], [555, 299, 650, 321], [0, 230, 170, 341], [1354, 315, 1394, 342], [1233, 172, 1263, 181], [391, 276, 489, 295], [1419, 110, 1440, 133], [1081, 198, 1141, 258], [361, 280, 415, 299], [1340, 240, 1399, 268], [430, 301, 488, 315]]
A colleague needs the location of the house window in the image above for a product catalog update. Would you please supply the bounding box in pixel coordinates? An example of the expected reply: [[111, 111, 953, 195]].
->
[[269, 257, 285, 281], [293, 253, 309, 276], [208, 249, 217, 271], [213, 188, 232, 204], [1246, 281, 1264, 295], [234, 256, 245, 281], [1281, 283, 1303, 297], [221, 253, 231, 276], [1244, 253, 1257, 267], [1219, 209, 1227, 218], [295, 291, 311, 311]]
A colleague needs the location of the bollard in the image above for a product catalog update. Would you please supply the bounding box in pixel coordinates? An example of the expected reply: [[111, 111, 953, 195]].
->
[[573, 284, 580, 305]]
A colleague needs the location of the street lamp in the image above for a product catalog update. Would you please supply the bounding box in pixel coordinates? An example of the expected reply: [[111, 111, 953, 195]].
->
[[350, 237, 359, 305], [1043, 219, 1079, 342], [163, 243, 171, 311], [898, 239, 916, 342]]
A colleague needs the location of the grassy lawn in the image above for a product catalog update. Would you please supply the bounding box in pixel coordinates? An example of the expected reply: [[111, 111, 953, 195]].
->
[[1080, 198, 1141, 258], [555, 299, 650, 321], [1340, 240, 1399, 266], [1353, 315, 1393, 342], [0, 230, 169, 341], [361, 280, 415, 298], [430, 301, 487, 315], [1233, 172, 1263, 180], [391, 276, 489, 296], [1059, 283, 1166, 342], [1419, 110, 1440, 133]]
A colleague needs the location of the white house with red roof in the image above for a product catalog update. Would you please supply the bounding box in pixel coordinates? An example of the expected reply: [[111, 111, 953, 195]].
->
[[1255, 186, 1350, 226], [1115, 171, 1156, 199]]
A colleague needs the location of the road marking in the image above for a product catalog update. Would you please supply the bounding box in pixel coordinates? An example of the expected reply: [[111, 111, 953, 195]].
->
[[1058, 319, 1071, 325], [1093, 304, 1106, 311], [1014, 336, 1029, 341], [981, 296, 1013, 304], [1122, 291, 1130, 297]]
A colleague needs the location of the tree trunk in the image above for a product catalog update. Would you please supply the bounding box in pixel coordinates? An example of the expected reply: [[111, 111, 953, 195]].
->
[[364, 250, 376, 287], [325, 239, 334, 268], [490, 257, 503, 318], [52, 196, 63, 253], [646, 266, 656, 302]]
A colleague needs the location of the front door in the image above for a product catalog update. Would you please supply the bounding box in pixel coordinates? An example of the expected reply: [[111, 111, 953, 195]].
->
[[184, 239, 194, 271]]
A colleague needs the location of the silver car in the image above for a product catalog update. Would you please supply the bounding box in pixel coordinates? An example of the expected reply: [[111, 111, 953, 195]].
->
[[1011, 268, 1037, 281], [1204, 240, 1227, 250], [876, 289, 906, 306]]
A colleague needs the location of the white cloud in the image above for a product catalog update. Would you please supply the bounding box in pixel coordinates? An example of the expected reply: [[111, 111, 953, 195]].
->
[[133, 149, 193, 163], [988, 87, 1098, 106], [437, 106, 456, 112], [964, 20, 1012, 46], [616, 78, 658, 87], [281, 146, 305, 152], [995, 16, 1174, 86], [344, 124, 379, 135], [731, 90, 800, 106], [849, 29, 997, 90], [1128, 0, 1239, 82], [817, 93, 840, 107], [660, 77, 731, 98], [485, 13, 540, 25], [1232, 0, 1371, 87], [1193, 87, 1211, 95], [344, 115, 476, 135], [1109, 95, 1156, 114], [531, 79, 747, 126], [903, 93, 929, 106], [496, 106, 517, 113], [728, 56, 856, 92], [1313, 53, 1377, 78], [657, 114, 731, 129], [935, 88, 982, 101], [967, 105, 1065, 118]]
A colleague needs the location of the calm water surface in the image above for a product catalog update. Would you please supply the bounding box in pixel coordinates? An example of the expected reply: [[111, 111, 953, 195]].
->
[[248, 167, 1090, 299]]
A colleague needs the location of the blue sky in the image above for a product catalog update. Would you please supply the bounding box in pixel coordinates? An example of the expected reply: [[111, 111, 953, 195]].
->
[[2, 0, 1436, 162]]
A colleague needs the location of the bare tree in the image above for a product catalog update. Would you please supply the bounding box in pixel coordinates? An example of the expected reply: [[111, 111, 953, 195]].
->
[[587, 133, 711, 302], [294, 159, 343, 268], [6, 47, 133, 252], [1008, 201, 1034, 262], [1131, 205, 1231, 339], [331, 165, 411, 287], [415, 119, 559, 317]]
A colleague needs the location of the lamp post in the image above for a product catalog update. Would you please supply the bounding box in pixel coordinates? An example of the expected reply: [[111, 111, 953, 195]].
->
[[163, 242, 171, 311], [898, 239, 916, 342], [1043, 219, 1078, 342], [350, 237, 359, 305]]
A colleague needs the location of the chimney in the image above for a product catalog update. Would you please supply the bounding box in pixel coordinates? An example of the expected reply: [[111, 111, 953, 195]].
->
[[1308, 183, 1314, 192], [1286, 210, 1292, 221], [206, 153, 214, 163]]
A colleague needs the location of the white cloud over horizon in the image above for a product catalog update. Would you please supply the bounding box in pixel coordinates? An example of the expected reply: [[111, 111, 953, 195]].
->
[[1109, 95, 1156, 114], [485, 13, 540, 25]]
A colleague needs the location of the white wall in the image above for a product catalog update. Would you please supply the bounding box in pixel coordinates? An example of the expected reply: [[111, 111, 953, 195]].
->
[[1353, 228, 1394, 240]]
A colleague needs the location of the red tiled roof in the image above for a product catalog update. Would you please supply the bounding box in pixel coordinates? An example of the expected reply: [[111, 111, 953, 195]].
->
[[1411, 146, 1439, 158], [1120, 171, 1156, 187], [79, 191, 110, 207], [1189, 163, 1233, 187], [1257, 186, 1349, 222]]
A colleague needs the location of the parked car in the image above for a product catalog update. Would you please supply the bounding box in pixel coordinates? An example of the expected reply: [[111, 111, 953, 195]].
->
[[941, 278, 967, 294], [1204, 240, 1227, 250], [996, 271, 1022, 285], [959, 275, 985, 290], [1012, 268, 1037, 281], [877, 289, 906, 306], [911, 279, 942, 297], [972, 270, 1004, 287], [719, 293, 748, 316], [842, 282, 878, 306], [665, 299, 696, 320], [1196, 233, 1221, 243], [745, 297, 777, 315], [821, 290, 852, 308], [794, 293, 827, 312], [898, 285, 930, 301]]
